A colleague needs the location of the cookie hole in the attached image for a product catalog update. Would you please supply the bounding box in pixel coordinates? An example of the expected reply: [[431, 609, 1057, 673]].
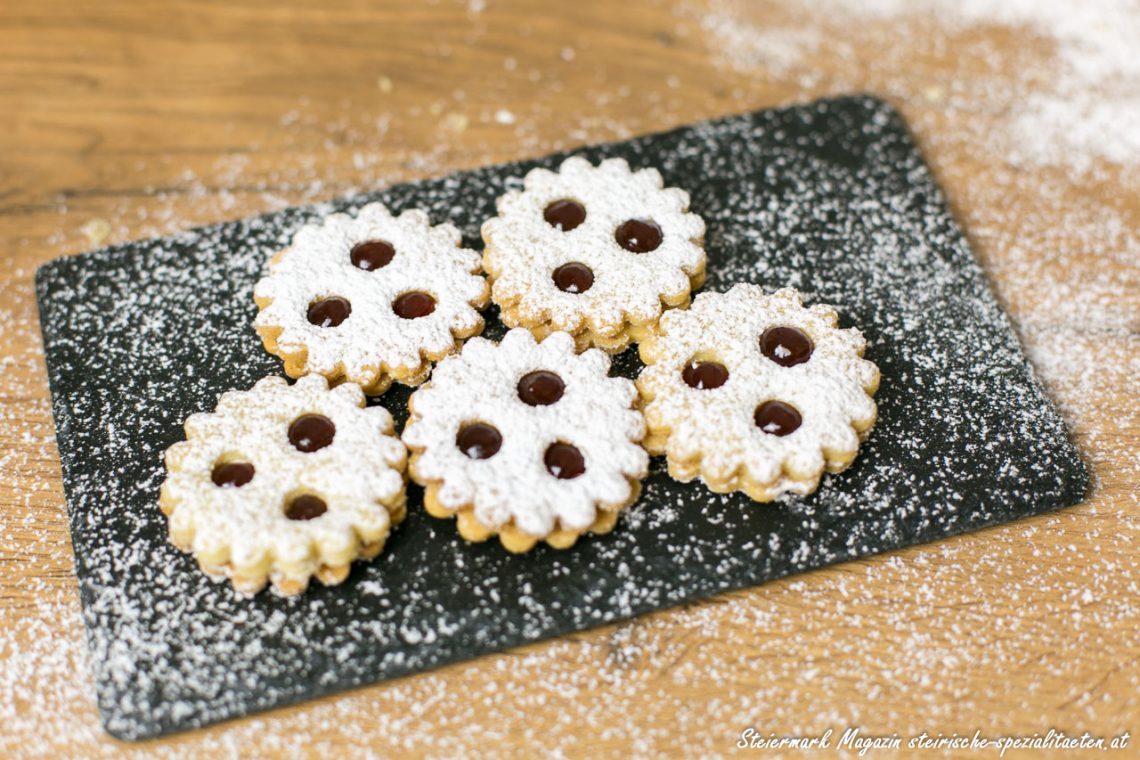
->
[[760, 326, 813, 367], [211, 460, 255, 488], [517, 370, 565, 406], [307, 297, 351, 327], [350, 239, 395, 271], [615, 218, 662, 253], [754, 400, 802, 437], [285, 493, 328, 521], [682, 358, 729, 390], [289, 414, 336, 452], [393, 291, 436, 319], [543, 199, 586, 231], [552, 262, 594, 294], [544, 441, 585, 479], [456, 422, 502, 460]]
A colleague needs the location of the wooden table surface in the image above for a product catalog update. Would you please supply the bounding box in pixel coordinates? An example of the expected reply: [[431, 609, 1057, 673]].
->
[[2, 1, 1137, 757]]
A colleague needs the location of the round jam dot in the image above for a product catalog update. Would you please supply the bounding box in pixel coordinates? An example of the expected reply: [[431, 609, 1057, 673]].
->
[[682, 360, 729, 390], [289, 414, 336, 452], [552, 262, 594, 294], [307, 297, 351, 328], [456, 422, 502, 460], [211, 461, 254, 488], [393, 291, 436, 319], [543, 199, 586, 231], [615, 218, 663, 253], [517, 371, 565, 406], [760, 326, 813, 367], [754, 401, 802, 437], [285, 494, 327, 521], [544, 442, 585, 479], [350, 239, 395, 271]]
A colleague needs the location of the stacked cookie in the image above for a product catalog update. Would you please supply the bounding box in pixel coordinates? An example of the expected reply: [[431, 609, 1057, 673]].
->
[[161, 157, 878, 596]]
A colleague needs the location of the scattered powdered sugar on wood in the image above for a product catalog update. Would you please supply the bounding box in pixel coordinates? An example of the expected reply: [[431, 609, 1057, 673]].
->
[[698, 0, 1140, 169]]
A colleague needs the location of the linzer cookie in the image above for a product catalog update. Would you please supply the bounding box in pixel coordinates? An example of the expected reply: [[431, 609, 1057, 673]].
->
[[482, 157, 706, 353], [160, 375, 407, 596], [402, 328, 648, 552], [254, 203, 490, 395], [637, 285, 879, 501]]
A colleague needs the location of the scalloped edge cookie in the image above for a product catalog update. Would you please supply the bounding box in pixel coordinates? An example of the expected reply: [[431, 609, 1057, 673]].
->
[[482, 157, 706, 353], [254, 203, 490, 395], [403, 328, 648, 552], [160, 375, 408, 595], [637, 285, 880, 501]]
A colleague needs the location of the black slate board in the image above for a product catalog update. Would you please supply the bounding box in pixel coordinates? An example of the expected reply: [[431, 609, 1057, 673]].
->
[[35, 95, 1088, 740]]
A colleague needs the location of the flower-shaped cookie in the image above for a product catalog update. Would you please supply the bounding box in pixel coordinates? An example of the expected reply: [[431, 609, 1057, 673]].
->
[[403, 328, 648, 552], [637, 285, 879, 501], [254, 203, 490, 395], [160, 375, 407, 595], [482, 157, 706, 353]]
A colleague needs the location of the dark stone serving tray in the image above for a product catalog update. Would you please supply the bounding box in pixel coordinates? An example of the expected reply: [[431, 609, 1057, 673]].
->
[[35, 95, 1088, 740]]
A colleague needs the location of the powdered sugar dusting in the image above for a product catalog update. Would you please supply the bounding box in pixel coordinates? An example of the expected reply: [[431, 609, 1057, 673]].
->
[[404, 328, 647, 536], [162, 374, 406, 594], [639, 285, 878, 498], [483, 156, 705, 338], [254, 202, 487, 388]]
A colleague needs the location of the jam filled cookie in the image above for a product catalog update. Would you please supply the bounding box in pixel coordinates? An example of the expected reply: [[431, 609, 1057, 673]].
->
[[402, 328, 648, 552], [254, 203, 490, 395], [637, 285, 879, 501], [482, 157, 706, 353], [160, 375, 407, 596]]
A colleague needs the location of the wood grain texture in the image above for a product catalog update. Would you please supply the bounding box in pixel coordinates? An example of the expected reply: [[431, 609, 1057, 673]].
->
[[1, 1, 1136, 757]]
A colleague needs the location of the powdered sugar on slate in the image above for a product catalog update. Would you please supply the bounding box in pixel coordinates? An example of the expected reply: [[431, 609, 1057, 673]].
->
[[34, 96, 1086, 740]]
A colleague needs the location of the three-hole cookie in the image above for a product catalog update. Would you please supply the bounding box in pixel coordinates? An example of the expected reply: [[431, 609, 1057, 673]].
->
[[402, 328, 648, 552], [482, 157, 707, 353], [254, 202, 490, 395], [637, 285, 879, 501], [160, 375, 407, 596]]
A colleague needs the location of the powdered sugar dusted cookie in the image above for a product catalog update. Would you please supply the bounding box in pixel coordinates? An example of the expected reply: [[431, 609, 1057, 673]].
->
[[160, 374, 407, 596], [254, 203, 490, 395], [637, 285, 879, 501], [482, 157, 706, 353], [403, 328, 648, 552]]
